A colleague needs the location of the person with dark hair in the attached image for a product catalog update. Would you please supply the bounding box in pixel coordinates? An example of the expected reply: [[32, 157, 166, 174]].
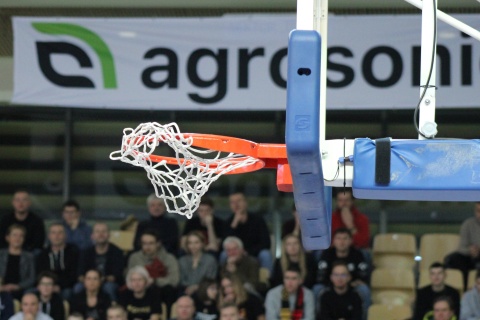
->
[[133, 194, 179, 255], [76, 222, 125, 302], [61, 200, 93, 251], [36, 271, 66, 320], [219, 303, 241, 320], [413, 262, 460, 320], [179, 231, 218, 296], [270, 234, 316, 289], [224, 192, 272, 272], [318, 261, 362, 320], [460, 269, 480, 320], [0, 190, 45, 254], [445, 202, 480, 290], [424, 296, 457, 320], [127, 229, 179, 312], [70, 269, 112, 320], [0, 224, 35, 299], [37, 222, 80, 301], [315, 227, 370, 316], [181, 197, 225, 256], [331, 188, 370, 249], [265, 265, 315, 320], [192, 278, 219, 317]]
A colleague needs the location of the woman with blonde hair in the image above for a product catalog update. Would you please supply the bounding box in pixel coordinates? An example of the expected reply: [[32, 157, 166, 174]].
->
[[178, 231, 218, 295], [270, 234, 316, 289], [218, 274, 264, 320], [118, 266, 164, 320]]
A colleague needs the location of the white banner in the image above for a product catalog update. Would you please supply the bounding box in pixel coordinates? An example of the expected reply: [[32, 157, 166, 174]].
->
[[12, 14, 480, 110]]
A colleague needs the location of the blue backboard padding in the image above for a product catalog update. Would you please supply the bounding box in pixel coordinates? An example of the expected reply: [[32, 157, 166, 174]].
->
[[285, 30, 332, 250], [353, 138, 480, 201]]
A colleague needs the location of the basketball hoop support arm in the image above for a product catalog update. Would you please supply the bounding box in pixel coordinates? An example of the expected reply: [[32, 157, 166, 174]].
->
[[288, 0, 480, 188]]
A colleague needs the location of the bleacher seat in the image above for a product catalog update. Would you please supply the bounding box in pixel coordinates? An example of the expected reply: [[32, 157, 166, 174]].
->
[[109, 230, 135, 253], [371, 268, 416, 306], [259, 267, 270, 288], [419, 233, 459, 270], [373, 233, 417, 269], [367, 304, 412, 320], [467, 269, 478, 290]]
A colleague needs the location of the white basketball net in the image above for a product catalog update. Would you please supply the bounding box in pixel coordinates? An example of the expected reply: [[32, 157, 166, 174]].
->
[[110, 122, 259, 218]]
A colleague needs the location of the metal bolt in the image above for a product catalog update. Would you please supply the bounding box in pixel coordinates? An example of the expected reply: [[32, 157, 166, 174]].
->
[[425, 99, 430, 105]]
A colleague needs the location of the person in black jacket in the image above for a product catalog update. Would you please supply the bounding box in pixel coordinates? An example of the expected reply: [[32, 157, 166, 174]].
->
[[76, 223, 125, 302], [0, 190, 45, 254], [314, 227, 370, 316], [37, 222, 80, 301], [70, 269, 111, 320], [133, 195, 179, 255], [36, 271, 66, 320], [223, 192, 272, 272], [413, 262, 460, 320], [318, 261, 362, 320]]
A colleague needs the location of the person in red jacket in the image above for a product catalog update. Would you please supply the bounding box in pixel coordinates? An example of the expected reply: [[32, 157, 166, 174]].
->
[[331, 188, 370, 249]]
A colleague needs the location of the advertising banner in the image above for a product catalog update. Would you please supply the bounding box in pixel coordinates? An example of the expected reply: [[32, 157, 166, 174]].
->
[[12, 14, 480, 110]]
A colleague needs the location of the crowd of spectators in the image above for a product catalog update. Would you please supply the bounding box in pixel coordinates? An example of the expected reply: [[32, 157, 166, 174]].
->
[[0, 189, 479, 320]]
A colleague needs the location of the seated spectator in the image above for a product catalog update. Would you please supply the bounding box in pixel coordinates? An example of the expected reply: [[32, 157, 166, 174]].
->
[[127, 229, 179, 309], [133, 195, 179, 255], [170, 296, 197, 320], [331, 188, 370, 250], [220, 237, 261, 294], [318, 261, 362, 320], [118, 266, 164, 320], [281, 204, 301, 239], [265, 266, 315, 320], [179, 231, 218, 296], [106, 306, 127, 320], [224, 192, 272, 272], [181, 197, 225, 257], [9, 292, 53, 320], [315, 227, 370, 315], [270, 234, 316, 289], [0, 190, 45, 254], [36, 271, 65, 320], [413, 262, 460, 320], [192, 278, 219, 318], [76, 223, 125, 302], [460, 269, 480, 320], [424, 296, 458, 320], [70, 269, 112, 320], [218, 274, 264, 320], [0, 286, 14, 320], [67, 313, 85, 320], [61, 200, 93, 251], [219, 303, 241, 320], [445, 202, 480, 289], [0, 224, 35, 299], [37, 222, 79, 300]]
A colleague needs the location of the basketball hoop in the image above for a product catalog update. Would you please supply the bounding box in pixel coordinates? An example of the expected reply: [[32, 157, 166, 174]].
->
[[110, 122, 288, 218]]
